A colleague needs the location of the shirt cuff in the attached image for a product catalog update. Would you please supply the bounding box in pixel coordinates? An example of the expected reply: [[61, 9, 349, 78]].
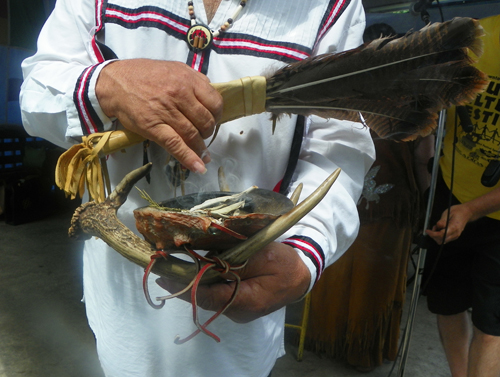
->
[[281, 234, 326, 294], [293, 246, 317, 295], [71, 60, 117, 136]]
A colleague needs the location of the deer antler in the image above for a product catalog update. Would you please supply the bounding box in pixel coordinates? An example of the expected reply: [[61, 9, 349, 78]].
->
[[69, 163, 340, 285]]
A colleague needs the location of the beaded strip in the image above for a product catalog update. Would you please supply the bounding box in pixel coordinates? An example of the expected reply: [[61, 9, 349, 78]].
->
[[187, 0, 248, 51]]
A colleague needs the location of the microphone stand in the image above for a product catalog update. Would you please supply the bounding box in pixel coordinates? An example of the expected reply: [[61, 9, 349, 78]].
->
[[410, 0, 433, 24], [396, 109, 446, 377]]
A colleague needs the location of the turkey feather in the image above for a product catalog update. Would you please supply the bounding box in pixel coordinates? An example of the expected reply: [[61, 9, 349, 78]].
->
[[265, 17, 489, 140]]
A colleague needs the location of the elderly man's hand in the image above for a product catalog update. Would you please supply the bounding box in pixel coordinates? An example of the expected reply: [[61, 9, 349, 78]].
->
[[156, 242, 311, 323], [96, 59, 223, 174]]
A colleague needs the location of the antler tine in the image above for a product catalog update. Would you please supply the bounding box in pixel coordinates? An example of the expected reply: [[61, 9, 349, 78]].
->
[[218, 169, 340, 265]]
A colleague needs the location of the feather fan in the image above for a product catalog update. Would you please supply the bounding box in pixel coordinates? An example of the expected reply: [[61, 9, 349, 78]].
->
[[56, 17, 489, 202], [265, 16, 488, 141]]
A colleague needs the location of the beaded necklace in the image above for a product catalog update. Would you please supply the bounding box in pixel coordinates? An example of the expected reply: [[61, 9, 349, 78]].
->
[[187, 0, 248, 51]]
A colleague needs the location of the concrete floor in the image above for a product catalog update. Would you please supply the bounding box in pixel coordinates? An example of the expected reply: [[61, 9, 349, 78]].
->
[[0, 208, 450, 377]]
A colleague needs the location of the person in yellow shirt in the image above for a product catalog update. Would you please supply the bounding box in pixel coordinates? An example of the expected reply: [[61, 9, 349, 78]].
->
[[423, 14, 500, 377]]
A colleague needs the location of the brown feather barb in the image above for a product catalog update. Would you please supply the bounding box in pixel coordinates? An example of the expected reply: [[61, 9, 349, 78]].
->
[[266, 17, 489, 141]]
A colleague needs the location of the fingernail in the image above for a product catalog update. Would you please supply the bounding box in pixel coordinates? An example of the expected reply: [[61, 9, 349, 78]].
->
[[192, 161, 207, 174], [201, 149, 211, 164]]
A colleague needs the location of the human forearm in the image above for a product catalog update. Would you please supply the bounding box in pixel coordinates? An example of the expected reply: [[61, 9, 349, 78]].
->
[[461, 186, 500, 221], [426, 187, 500, 244]]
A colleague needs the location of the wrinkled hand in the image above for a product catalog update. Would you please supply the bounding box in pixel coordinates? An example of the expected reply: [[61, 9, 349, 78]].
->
[[96, 59, 223, 174], [426, 203, 474, 245], [156, 242, 311, 323]]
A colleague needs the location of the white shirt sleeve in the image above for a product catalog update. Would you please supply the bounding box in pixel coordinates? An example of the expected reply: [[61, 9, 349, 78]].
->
[[20, 0, 114, 149], [280, 0, 375, 292]]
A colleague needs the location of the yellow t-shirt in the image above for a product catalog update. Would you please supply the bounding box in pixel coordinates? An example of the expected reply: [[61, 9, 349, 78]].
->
[[440, 14, 500, 220]]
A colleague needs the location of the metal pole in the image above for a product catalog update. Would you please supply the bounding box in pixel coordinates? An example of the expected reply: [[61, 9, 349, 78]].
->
[[396, 109, 446, 376]]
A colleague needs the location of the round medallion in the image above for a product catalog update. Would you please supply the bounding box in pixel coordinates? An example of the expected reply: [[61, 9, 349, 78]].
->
[[186, 24, 213, 51]]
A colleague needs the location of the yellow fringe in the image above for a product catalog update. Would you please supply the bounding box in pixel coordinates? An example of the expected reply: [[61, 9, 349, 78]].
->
[[55, 132, 112, 203]]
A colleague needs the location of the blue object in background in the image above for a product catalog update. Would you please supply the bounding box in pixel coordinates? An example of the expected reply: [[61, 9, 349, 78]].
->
[[0, 0, 57, 128], [7, 47, 32, 125], [0, 45, 34, 126], [0, 45, 7, 125]]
